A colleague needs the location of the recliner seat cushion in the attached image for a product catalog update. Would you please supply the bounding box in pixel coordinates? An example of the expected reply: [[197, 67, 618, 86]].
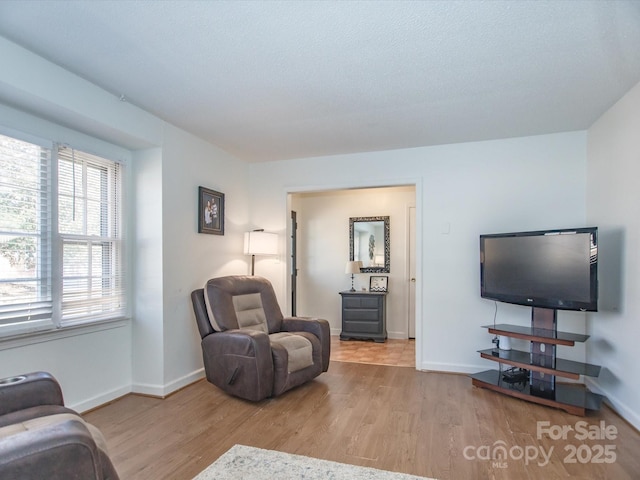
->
[[269, 332, 314, 373], [0, 413, 109, 454], [0, 405, 76, 429]]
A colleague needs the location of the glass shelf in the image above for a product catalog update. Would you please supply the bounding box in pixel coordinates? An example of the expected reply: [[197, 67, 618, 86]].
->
[[470, 369, 604, 414], [478, 348, 601, 379], [483, 323, 589, 346]]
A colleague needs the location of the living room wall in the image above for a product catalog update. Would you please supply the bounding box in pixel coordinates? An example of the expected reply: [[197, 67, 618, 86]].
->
[[153, 124, 250, 395], [291, 187, 416, 339], [0, 102, 135, 412], [0, 37, 250, 408], [587, 80, 640, 430], [248, 132, 589, 374]]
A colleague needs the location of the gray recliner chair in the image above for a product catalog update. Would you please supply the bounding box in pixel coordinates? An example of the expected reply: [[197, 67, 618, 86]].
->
[[0, 371, 119, 480], [191, 275, 330, 401]]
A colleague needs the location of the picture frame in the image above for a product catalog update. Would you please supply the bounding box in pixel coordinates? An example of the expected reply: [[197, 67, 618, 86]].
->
[[198, 186, 224, 235], [369, 275, 388, 292]]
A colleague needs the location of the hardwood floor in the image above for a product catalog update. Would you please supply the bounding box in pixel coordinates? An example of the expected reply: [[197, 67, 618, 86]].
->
[[330, 336, 415, 367], [84, 340, 640, 480]]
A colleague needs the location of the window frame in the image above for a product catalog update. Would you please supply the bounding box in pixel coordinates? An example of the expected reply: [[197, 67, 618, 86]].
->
[[0, 129, 128, 340]]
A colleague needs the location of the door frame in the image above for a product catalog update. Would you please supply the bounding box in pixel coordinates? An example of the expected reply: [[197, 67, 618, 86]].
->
[[284, 178, 423, 370]]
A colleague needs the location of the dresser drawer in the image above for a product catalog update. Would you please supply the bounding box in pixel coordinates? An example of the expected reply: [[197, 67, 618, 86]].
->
[[343, 309, 379, 322], [343, 319, 381, 334], [342, 296, 381, 309]]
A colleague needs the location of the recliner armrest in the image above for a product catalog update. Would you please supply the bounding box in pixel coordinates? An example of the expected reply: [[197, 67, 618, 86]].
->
[[201, 329, 274, 401], [0, 372, 64, 416], [282, 317, 331, 372], [0, 419, 106, 480]]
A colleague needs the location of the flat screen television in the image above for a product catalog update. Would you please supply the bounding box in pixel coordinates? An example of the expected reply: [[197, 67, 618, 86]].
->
[[480, 227, 598, 312]]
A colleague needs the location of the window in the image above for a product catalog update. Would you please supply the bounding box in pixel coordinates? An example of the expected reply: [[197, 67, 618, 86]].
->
[[0, 133, 52, 335], [0, 132, 126, 338], [57, 147, 125, 325]]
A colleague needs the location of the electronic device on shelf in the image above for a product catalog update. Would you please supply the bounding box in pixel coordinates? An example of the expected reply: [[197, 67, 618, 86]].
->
[[502, 367, 529, 384], [470, 226, 605, 416], [480, 227, 598, 312]]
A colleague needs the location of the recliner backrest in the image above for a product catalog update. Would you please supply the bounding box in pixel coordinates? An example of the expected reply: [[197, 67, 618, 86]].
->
[[203, 275, 284, 333], [191, 289, 214, 339]]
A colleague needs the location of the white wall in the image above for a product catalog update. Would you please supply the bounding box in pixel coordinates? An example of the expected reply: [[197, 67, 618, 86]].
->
[[292, 187, 415, 338], [158, 125, 250, 394], [0, 324, 132, 413], [131, 147, 165, 394], [249, 132, 589, 374], [0, 101, 135, 411], [0, 36, 162, 150], [587, 80, 640, 430], [0, 36, 251, 407], [130, 125, 251, 398]]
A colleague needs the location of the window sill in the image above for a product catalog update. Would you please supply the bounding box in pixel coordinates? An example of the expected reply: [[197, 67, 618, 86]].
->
[[0, 317, 130, 352]]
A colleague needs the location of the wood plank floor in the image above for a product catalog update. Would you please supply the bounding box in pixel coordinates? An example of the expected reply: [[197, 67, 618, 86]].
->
[[84, 340, 640, 480], [330, 336, 415, 367]]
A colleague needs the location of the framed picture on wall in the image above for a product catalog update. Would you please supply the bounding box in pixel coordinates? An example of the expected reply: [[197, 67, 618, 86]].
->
[[369, 275, 388, 292], [198, 186, 225, 235]]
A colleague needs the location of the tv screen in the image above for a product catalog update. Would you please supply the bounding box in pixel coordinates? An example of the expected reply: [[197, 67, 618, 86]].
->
[[480, 227, 598, 311]]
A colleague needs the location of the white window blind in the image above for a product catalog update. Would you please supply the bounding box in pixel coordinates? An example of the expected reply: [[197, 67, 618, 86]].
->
[[57, 146, 125, 325], [0, 133, 126, 338], [0, 133, 53, 334]]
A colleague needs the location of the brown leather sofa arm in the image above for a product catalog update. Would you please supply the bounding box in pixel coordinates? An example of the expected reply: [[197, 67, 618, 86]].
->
[[282, 317, 331, 372], [0, 372, 64, 417], [201, 329, 274, 401], [0, 419, 112, 480]]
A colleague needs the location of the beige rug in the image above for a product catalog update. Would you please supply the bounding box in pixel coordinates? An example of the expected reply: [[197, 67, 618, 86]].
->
[[193, 444, 434, 480]]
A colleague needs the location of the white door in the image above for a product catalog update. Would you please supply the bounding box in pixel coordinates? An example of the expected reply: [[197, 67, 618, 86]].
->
[[408, 206, 416, 338]]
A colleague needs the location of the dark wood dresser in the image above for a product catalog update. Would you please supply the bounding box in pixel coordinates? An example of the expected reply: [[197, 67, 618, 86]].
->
[[339, 291, 387, 342]]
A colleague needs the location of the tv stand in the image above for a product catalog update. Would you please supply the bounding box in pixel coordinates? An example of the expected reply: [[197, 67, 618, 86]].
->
[[470, 307, 604, 416]]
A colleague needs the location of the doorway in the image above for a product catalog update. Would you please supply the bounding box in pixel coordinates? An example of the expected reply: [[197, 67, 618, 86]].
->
[[288, 185, 418, 367]]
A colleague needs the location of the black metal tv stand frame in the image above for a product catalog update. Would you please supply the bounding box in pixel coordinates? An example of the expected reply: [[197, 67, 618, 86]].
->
[[470, 307, 604, 416]]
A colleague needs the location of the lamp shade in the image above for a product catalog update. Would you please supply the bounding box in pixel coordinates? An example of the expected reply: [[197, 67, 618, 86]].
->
[[345, 260, 363, 274], [244, 231, 278, 256]]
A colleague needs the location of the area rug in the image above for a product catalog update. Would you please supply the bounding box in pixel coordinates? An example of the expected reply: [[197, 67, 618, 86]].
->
[[193, 444, 434, 480]]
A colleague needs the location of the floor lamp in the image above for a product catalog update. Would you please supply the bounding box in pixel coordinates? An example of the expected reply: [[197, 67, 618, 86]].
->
[[244, 230, 278, 275]]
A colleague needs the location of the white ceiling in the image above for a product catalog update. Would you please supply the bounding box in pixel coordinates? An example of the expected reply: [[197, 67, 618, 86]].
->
[[1, 1, 639, 162]]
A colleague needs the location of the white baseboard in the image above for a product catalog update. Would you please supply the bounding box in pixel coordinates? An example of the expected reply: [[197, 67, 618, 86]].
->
[[132, 368, 205, 398], [387, 331, 408, 340], [329, 330, 409, 340], [71, 384, 131, 413], [419, 360, 484, 375], [164, 368, 206, 394], [586, 378, 640, 432], [131, 381, 166, 397], [67, 369, 206, 413]]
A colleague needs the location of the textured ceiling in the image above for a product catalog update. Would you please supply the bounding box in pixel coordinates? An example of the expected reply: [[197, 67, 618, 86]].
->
[[0, 1, 639, 162]]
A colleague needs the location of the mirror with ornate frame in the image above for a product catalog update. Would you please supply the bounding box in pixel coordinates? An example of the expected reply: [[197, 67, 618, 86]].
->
[[349, 216, 390, 273]]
